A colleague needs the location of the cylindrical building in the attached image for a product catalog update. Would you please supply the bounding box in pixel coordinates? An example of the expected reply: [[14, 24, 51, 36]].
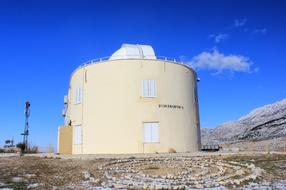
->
[[58, 44, 201, 154]]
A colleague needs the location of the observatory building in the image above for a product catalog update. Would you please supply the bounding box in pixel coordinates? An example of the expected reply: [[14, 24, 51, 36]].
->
[[58, 44, 201, 154]]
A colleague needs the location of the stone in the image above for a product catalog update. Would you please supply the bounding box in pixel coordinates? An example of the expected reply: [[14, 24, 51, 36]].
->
[[155, 184, 163, 190], [27, 183, 39, 189], [236, 169, 245, 175], [194, 184, 204, 189], [25, 174, 36, 178], [143, 183, 149, 189], [107, 184, 114, 188], [125, 174, 132, 179], [82, 171, 91, 180], [0, 182, 7, 187], [11, 177, 24, 183], [167, 174, 174, 179], [113, 184, 126, 189], [233, 179, 240, 185], [90, 178, 101, 184]]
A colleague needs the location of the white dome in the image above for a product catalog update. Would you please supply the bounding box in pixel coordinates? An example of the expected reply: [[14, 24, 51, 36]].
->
[[109, 44, 156, 60]]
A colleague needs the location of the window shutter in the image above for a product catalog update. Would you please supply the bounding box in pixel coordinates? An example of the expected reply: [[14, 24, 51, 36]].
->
[[148, 80, 151, 97], [151, 80, 156, 97], [144, 80, 148, 97], [143, 123, 151, 143], [143, 122, 159, 143], [73, 125, 82, 144], [74, 87, 82, 104], [142, 80, 157, 97], [151, 123, 159, 142]]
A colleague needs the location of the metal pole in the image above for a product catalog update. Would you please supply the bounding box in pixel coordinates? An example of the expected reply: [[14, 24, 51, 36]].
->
[[21, 101, 30, 154]]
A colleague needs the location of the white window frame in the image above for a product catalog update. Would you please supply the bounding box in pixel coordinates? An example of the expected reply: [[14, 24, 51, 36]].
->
[[74, 87, 82, 104], [143, 122, 159, 143], [142, 80, 157, 98], [73, 125, 82, 145]]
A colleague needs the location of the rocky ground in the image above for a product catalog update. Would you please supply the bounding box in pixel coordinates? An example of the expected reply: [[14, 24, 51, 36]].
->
[[0, 152, 286, 190]]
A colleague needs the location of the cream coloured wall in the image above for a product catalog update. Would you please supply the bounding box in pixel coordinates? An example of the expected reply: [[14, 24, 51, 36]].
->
[[64, 59, 200, 154]]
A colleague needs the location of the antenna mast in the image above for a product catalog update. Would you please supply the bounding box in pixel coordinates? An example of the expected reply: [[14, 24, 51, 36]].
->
[[21, 101, 31, 153]]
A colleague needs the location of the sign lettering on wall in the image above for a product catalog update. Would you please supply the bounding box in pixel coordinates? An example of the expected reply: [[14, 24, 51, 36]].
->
[[158, 104, 184, 109]]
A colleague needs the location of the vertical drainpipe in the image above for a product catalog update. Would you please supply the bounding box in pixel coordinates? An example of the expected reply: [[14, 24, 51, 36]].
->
[[194, 73, 201, 150]]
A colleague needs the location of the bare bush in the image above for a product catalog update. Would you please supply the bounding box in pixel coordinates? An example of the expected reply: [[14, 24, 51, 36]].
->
[[168, 148, 177, 153], [28, 146, 39, 154]]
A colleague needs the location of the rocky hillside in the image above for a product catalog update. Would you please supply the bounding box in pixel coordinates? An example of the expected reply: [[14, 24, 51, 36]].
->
[[201, 98, 286, 144]]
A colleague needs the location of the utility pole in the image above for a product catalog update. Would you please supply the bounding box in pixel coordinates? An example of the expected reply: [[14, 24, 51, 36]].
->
[[21, 101, 31, 154]]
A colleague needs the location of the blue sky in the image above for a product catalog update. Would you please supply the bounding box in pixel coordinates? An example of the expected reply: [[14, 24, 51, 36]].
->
[[0, 0, 285, 149]]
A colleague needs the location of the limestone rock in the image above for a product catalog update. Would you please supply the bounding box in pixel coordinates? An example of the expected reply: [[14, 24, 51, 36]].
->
[[11, 177, 24, 183]]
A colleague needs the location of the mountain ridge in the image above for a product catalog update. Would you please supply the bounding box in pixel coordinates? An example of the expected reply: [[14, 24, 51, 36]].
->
[[201, 98, 286, 145]]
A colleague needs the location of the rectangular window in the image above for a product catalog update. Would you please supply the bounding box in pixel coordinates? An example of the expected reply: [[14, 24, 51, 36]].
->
[[142, 80, 157, 97], [74, 87, 82, 104], [73, 125, 82, 145], [143, 122, 159, 143]]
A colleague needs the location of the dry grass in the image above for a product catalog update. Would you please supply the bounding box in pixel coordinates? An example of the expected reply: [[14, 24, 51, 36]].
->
[[1, 152, 285, 189], [224, 153, 286, 181]]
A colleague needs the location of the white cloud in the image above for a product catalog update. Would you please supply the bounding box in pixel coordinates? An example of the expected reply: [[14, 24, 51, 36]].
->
[[208, 33, 229, 43], [188, 49, 253, 74], [254, 67, 260, 72], [234, 18, 247, 27], [253, 28, 267, 34]]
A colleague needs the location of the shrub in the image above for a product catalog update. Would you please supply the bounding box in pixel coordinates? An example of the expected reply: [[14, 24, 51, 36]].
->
[[16, 143, 26, 152], [168, 148, 177, 153], [28, 146, 39, 154]]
